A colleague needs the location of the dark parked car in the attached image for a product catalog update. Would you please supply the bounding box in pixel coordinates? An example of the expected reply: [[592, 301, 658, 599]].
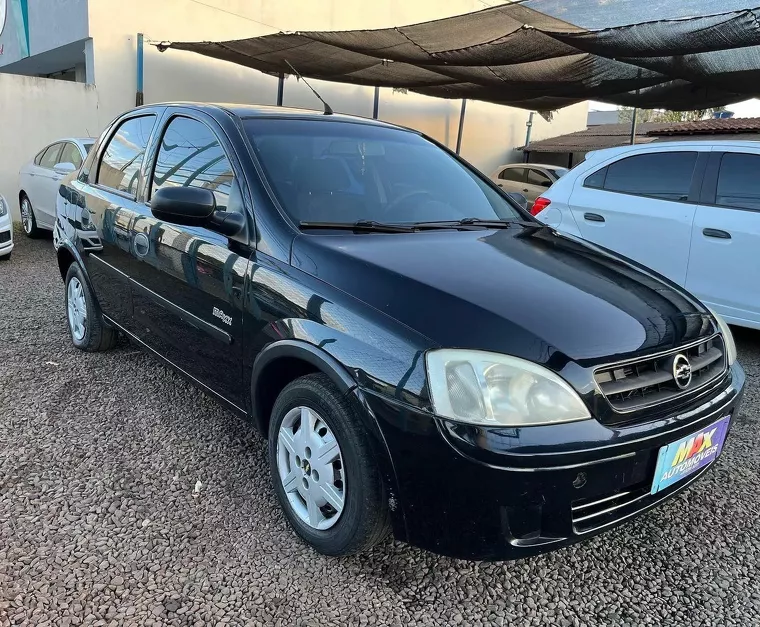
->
[[55, 103, 744, 561]]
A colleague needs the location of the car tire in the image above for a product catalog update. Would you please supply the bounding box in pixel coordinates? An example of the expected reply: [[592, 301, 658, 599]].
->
[[268, 373, 391, 556], [64, 263, 117, 352], [20, 194, 41, 239], [0, 253, 10, 261]]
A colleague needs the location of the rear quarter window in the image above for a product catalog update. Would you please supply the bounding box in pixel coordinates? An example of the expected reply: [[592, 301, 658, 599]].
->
[[716, 152, 760, 211], [584, 166, 608, 189]]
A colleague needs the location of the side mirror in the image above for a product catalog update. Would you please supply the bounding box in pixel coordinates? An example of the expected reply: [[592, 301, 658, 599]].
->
[[150, 186, 246, 237], [506, 192, 529, 211], [54, 162, 77, 174]]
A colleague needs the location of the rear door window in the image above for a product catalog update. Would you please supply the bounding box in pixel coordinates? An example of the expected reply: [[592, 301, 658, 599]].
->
[[526, 168, 552, 187], [602, 151, 697, 201], [97, 115, 156, 195], [715, 152, 760, 211]]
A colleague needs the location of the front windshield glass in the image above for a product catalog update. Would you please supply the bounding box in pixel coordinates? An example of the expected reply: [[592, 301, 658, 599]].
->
[[245, 118, 521, 225]]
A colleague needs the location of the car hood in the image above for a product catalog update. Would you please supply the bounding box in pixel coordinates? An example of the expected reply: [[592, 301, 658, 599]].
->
[[292, 226, 715, 367]]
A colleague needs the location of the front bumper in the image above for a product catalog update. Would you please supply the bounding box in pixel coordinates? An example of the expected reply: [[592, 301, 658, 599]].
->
[[362, 362, 745, 561], [0, 218, 13, 256]]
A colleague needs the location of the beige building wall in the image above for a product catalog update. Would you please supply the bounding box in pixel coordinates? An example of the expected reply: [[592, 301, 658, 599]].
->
[[87, 0, 588, 174], [1, 1, 586, 216], [0, 74, 99, 217]]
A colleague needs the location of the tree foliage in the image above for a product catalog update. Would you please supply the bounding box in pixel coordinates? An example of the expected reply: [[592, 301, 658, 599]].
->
[[618, 106, 727, 123]]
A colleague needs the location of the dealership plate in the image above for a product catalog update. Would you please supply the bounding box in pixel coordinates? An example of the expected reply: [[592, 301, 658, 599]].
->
[[651, 416, 731, 495]]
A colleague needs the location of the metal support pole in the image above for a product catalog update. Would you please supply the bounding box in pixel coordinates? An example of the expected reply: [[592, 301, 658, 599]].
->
[[630, 68, 642, 145], [372, 86, 380, 119], [455, 99, 467, 155], [630, 107, 638, 145], [525, 111, 535, 147], [523, 111, 535, 163], [276, 73, 284, 106], [136, 33, 144, 106]]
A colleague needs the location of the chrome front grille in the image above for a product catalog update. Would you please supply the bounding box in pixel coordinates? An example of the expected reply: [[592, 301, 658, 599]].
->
[[594, 335, 726, 413]]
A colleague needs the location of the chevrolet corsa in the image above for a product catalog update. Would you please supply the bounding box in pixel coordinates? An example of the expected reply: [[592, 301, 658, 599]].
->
[[54, 104, 744, 560]]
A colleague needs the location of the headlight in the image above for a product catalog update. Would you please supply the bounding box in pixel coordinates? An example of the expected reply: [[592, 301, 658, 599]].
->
[[426, 349, 591, 427], [708, 308, 737, 365], [0, 196, 7, 217]]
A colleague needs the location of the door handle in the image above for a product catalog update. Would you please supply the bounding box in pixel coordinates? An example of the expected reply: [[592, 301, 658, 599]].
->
[[497, 183, 504, 187], [584, 213, 605, 223], [703, 228, 731, 239], [522, 188, 530, 193]]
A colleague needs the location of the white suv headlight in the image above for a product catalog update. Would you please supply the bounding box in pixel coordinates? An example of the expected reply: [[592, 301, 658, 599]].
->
[[0, 195, 7, 217], [426, 349, 591, 427], [708, 308, 737, 365]]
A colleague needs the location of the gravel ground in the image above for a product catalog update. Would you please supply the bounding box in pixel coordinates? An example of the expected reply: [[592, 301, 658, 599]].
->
[[1, 232, 759, 627]]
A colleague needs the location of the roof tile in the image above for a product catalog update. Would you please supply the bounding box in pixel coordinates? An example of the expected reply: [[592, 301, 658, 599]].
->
[[648, 117, 760, 135]]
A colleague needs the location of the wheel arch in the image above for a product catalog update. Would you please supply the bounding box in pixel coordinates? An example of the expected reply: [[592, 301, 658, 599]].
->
[[56, 241, 94, 292], [250, 339, 357, 437]]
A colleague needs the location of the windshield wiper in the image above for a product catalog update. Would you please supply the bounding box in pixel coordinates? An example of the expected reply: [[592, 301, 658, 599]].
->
[[299, 220, 416, 233], [411, 218, 532, 230]]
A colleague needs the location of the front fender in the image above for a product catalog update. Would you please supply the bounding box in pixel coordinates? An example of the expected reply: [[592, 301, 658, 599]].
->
[[250, 338, 358, 422], [250, 336, 411, 541]]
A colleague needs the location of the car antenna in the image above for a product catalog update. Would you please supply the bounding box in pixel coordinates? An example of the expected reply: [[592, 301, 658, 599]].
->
[[284, 60, 333, 115]]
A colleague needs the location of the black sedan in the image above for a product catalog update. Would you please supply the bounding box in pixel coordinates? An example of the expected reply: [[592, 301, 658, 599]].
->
[[54, 103, 743, 560]]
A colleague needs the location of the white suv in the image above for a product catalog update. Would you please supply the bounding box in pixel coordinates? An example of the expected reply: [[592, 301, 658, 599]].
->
[[535, 140, 760, 330]]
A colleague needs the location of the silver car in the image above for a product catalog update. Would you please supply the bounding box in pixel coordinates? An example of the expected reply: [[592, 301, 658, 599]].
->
[[490, 163, 568, 204], [18, 138, 94, 238]]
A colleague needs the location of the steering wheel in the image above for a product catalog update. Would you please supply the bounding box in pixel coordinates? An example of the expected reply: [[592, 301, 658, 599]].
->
[[383, 190, 438, 220]]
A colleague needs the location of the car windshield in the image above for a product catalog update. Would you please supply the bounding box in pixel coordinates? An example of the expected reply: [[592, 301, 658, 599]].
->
[[244, 118, 521, 225]]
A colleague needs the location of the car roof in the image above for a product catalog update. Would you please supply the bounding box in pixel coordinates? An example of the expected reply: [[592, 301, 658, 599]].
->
[[140, 102, 409, 131], [587, 139, 760, 161]]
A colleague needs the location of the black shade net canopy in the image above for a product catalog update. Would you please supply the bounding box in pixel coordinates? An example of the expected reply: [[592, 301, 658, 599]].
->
[[158, 0, 760, 112]]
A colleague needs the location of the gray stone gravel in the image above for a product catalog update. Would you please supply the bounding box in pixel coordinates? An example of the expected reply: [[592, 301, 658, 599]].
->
[[1, 233, 760, 627]]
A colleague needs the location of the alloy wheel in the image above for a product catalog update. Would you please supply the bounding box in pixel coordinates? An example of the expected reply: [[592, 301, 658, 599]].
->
[[21, 199, 32, 234], [67, 277, 87, 342], [277, 406, 346, 530]]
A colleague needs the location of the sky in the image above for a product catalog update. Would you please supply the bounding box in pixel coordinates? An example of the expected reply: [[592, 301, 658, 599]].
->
[[589, 100, 760, 118]]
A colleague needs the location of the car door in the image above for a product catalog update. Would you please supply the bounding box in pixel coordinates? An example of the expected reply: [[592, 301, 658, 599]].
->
[[75, 113, 160, 326], [495, 167, 527, 196], [524, 167, 553, 203], [567, 149, 706, 285], [127, 111, 252, 408], [686, 149, 760, 328], [27, 142, 64, 228]]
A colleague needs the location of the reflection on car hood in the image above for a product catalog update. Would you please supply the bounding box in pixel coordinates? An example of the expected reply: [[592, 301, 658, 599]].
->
[[292, 227, 715, 366]]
